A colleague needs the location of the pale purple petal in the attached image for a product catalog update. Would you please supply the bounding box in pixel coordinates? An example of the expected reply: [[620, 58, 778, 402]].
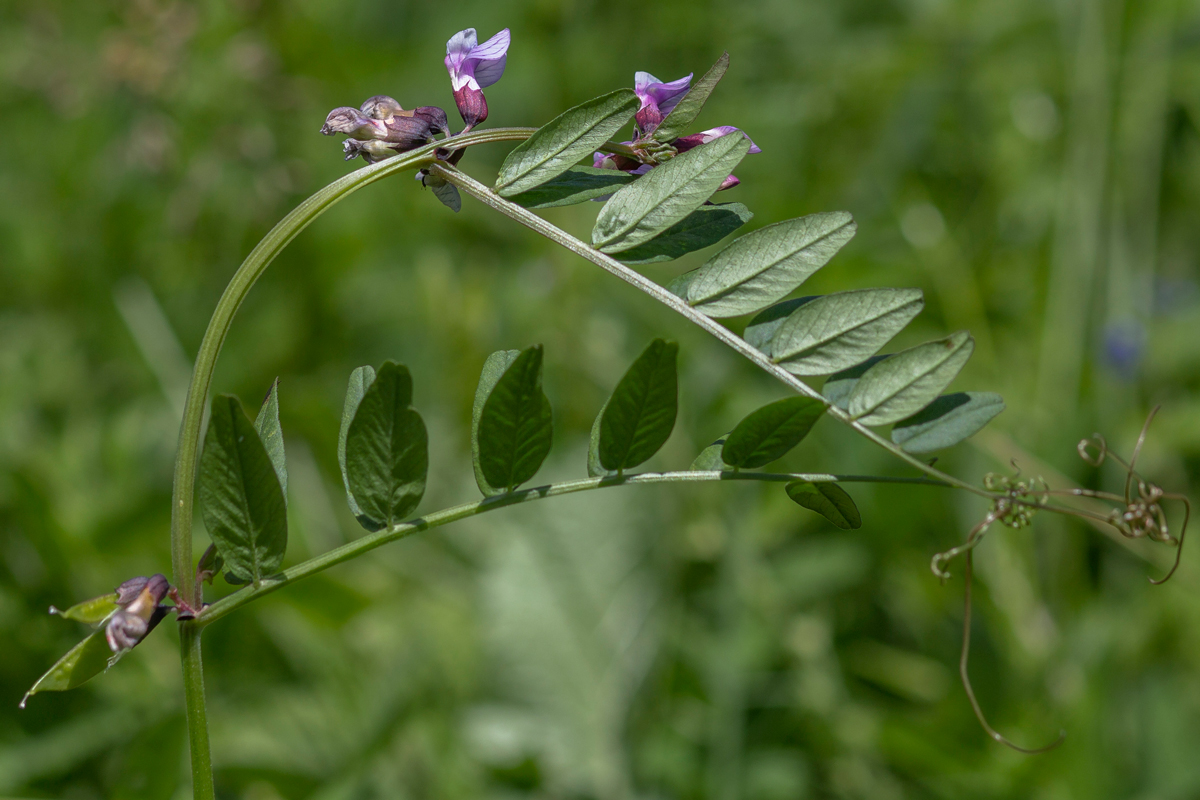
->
[[634, 71, 662, 98], [472, 54, 507, 89], [717, 174, 741, 191], [593, 151, 611, 169], [698, 126, 761, 153], [470, 28, 510, 60], [648, 73, 692, 116], [445, 28, 478, 64]]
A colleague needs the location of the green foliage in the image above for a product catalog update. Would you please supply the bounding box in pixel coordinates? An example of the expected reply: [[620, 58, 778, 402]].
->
[[615, 202, 752, 264], [51, 594, 120, 625], [592, 134, 751, 253], [750, 289, 925, 375], [199, 395, 288, 585], [495, 90, 639, 196], [338, 365, 376, 521], [786, 481, 862, 529], [721, 397, 825, 469], [652, 51, 730, 142], [254, 378, 287, 500], [476, 346, 554, 492], [891, 392, 1006, 453], [690, 433, 730, 470], [507, 166, 636, 208], [681, 211, 856, 318], [595, 339, 679, 472], [21, 633, 116, 708], [344, 361, 428, 528], [847, 331, 975, 425]]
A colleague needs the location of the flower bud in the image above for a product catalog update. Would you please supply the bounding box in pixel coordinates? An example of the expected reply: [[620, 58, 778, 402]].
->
[[320, 107, 387, 140], [360, 95, 405, 120], [452, 85, 488, 129], [105, 573, 170, 654]]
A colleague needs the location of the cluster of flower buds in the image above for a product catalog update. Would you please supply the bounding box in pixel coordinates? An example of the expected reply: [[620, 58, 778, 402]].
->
[[983, 469, 1048, 529], [105, 574, 171, 654], [321, 27, 511, 166], [321, 98, 450, 163], [593, 70, 761, 190]]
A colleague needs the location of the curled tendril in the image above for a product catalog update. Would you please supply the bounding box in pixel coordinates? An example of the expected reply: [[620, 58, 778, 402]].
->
[[960, 549, 1066, 754], [1077, 434, 1107, 467]]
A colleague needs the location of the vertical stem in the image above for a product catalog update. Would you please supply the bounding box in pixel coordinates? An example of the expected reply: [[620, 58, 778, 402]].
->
[[181, 623, 216, 800]]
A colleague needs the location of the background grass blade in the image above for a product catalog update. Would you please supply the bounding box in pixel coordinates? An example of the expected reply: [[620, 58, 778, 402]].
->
[[847, 332, 975, 426]]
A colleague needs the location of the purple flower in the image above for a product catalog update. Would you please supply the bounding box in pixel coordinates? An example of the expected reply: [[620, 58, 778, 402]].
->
[[594, 66, 762, 193], [634, 71, 693, 135], [444, 27, 511, 129]]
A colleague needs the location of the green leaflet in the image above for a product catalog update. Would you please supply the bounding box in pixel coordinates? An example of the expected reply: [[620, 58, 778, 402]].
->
[[50, 593, 120, 625], [615, 203, 753, 265], [821, 356, 890, 410], [345, 361, 428, 529], [685, 212, 857, 318], [741, 297, 815, 351], [847, 332, 975, 426], [786, 481, 862, 530], [472, 349, 522, 494], [690, 433, 730, 470], [199, 394, 288, 585], [890, 392, 1005, 453], [652, 52, 730, 143], [477, 346, 553, 492], [338, 365, 376, 521], [21, 631, 118, 708], [760, 288, 925, 376], [430, 181, 461, 212], [495, 90, 639, 196], [254, 378, 287, 500], [721, 397, 826, 469], [592, 134, 751, 253], [587, 400, 610, 478], [508, 166, 636, 209], [599, 339, 679, 471]]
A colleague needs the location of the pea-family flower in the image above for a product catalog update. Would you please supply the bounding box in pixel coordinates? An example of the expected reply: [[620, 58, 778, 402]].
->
[[321, 97, 449, 162], [105, 573, 170, 654], [444, 27, 510, 130], [594, 69, 761, 192]]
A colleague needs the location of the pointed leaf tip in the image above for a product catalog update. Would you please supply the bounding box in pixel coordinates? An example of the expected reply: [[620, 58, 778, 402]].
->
[[199, 394, 288, 585], [786, 481, 861, 529], [345, 361, 429, 528], [722, 397, 826, 469], [477, 346, 553, 493], [653, 51, 731, 143], [598, 339, 679, 472]]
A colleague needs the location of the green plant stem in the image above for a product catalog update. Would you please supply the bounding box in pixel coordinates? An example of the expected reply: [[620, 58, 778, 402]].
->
[[180, 623, 214, 800], [168, 128, 536, 608], [430, 163, 991, 498], [196, 470, 945, 628]]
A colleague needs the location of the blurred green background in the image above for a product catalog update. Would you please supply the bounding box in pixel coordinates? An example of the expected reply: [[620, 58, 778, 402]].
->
[[3, 0, 1200, 797]]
